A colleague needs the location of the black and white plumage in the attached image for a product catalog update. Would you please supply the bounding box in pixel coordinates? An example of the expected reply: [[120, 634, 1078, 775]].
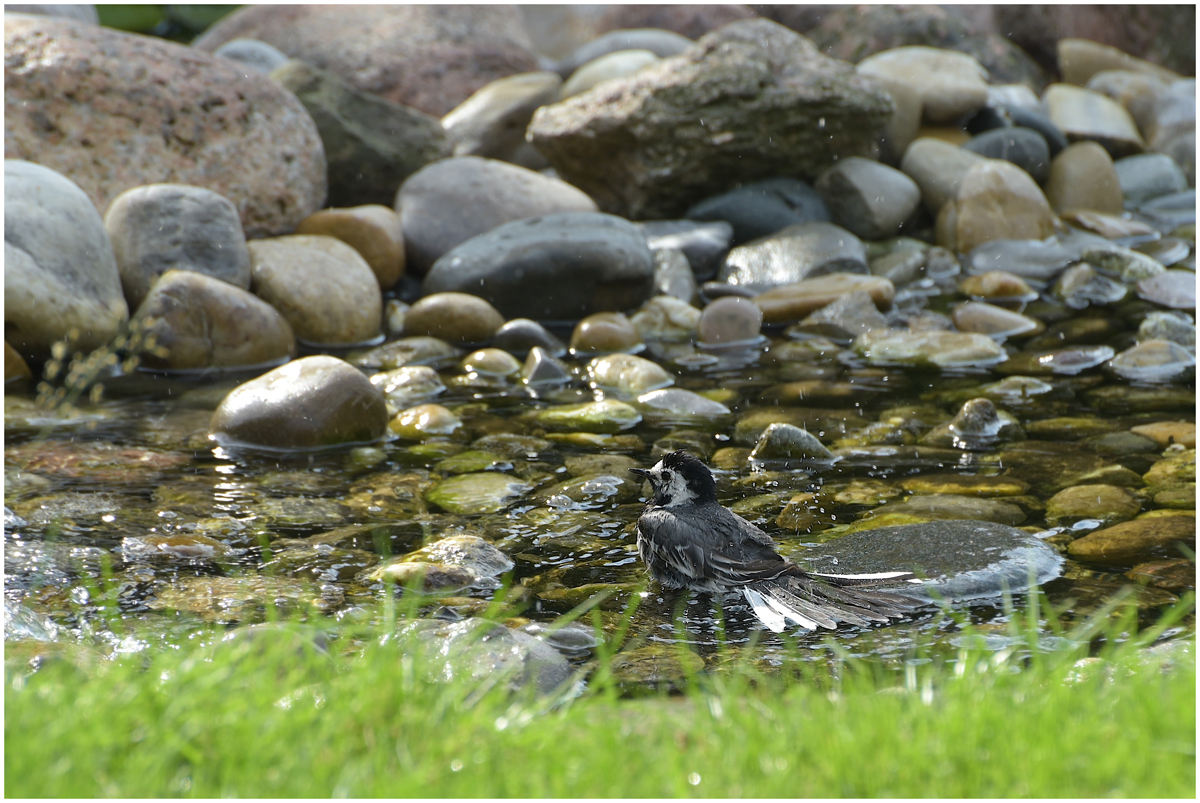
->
[[630, 450, 922, 633]]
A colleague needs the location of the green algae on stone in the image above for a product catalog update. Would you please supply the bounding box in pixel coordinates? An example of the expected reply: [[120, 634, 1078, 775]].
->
[[870, 494, 1026, 526], [899, 474, 1030, 497], [1068, 515, 1196, 565], [1083, 384, 1196, 414], [147, 575, 321, 623], [608, 643, 705, 687], [853, 329, 1006, 369], [389, 403, 464, 440], [1044, 484, 1141, 527], [263, 545, 379, 583], [434, 450, 511, 475], [536, 399, 642, 433], [536, 473, 642, 510], [426, 472, 532, 515], [535, 582, 639, 613], [733, 407, 867, 446], [363, 561, 481, 593]]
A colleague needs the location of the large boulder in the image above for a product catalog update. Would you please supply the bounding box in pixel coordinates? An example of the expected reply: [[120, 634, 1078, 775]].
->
[[527, 19, 895, 219], [4, 13, 326, 238], [4, 160, 128, 361], [423, 212, 656, 321], [192, 4, 540, 117], [209, 355, 388, 451], [270, 60, 450, 208]]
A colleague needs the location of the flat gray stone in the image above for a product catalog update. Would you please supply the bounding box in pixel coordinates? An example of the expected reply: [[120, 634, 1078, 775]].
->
[[719, 221, 867, 291], [423, 211, 655, 321], [1113, 153, 1189, 204], [802, 520, 1064, 604], [815, 157, 921, 241], [686, 178, 830, 246]]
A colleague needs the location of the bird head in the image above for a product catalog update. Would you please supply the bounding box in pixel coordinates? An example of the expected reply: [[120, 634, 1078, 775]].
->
[[629, 449, 717, 507]]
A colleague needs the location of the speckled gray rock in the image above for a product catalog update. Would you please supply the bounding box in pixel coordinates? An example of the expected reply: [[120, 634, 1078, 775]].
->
[[1113, 153, 1189, 204], [213, 38, 289, 75], [686, 178, 830, 245], [192, 4, 540, 118], [4, 160, 128, 361], [528, 19, 895, 219], [104, 184, 251, 311], [209, 355, 388, 451], [900, 138, 986, 215], [815, 157, 921, 241], [396, 156, 598, 275], [719, 222, 868, 291], [130, 270, 294, 372], [802, 520, 1064, 603], [423, 212, 655, 321], [5, 13, 326, 238], [271, 60, 449, 208]]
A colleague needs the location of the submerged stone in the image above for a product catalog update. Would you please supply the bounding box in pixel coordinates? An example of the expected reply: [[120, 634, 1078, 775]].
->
[[853, 330, 1006, 369], [1068, 516, 1195, 565], [803, 520, 1063, 603], [750, 423, 837, 464], [536, 400, 642, 433], [425, 472, 532, 515]]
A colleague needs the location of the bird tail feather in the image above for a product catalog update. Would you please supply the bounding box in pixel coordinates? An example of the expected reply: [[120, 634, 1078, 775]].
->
[[743, 571, 921, 632]]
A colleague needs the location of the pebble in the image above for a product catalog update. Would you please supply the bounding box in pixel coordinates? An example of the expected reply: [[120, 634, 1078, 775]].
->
[[1068, 515, 1195, 565], [461, 348, 522, 378], [529, 20, 893, 219], [105, 183, 251, 311], [1043, 83, 1146, 158], [696, 296, 764, 347], [853, 330, 1007, 369], [570, 312, 643, 356], [1060, 210, 1158, 240], [1046, 484, 1141, 526], [936, 160, 1057, 254], [397, 156, 598, 274], [194, 5, 540, 117], [403, 293, 505, 345], [719, 222, 868, 291], [750, 423, 837, 463], [686, 178, 830, 245], [651, 248, 697, 302], [130, 270, 294, 372], [295, 206, 405, 290], [5, 342, 32, 385], [1044, 141, 1124, 214], [247, 236, 382, 347], [553, 28, 692, 78], [962, 127, 1051, 183], [389, 403, 463, 440], [423, 211, 655, 320], [4, 160, 128, 361], [951, 302, 1042, 340], [639, 220, 733, 280], [212, 38, 289, 74], [491, 319, 567, 358], [209, 356, 388, 451], [441, 71, 562, 166], [1136, 271, 1197, 309], [899, 138, 986, 215], [1057, 38, 1181, 89], [965, 238, 1075, 283], [958, 271, 1039, 304], [856, 46, 989, 123], [586, 353, 674, 395], [814, 157, 921, 241], [350, 337, 460, 372], [636, 388, 730, 417], [560, 49, 659, 98], [1082, 244, 1166, 283], [870, 74, 923, 164], [754, 274, 894, 325], [369, 366, 445, 410], [800, 290, 890, 338], [1113, 153, 1189, 204], [630, 296, 702, 341], [1052, 263, 1128, 309], [1137, 312, 1195, 346], [5, 14, 325, 238], [1108, 340, 1196, 383], [536, 399, 642, 434], [520, 347, 573, 387], [1130, 422, 1196, 449]]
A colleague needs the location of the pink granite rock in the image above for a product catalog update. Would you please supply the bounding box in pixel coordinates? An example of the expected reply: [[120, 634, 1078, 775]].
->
[[192, 4, 540, 118], [4, 13, 326, 238]]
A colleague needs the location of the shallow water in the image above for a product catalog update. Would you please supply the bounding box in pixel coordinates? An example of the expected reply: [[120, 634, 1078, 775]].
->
[[5, 302, 1194, 684]]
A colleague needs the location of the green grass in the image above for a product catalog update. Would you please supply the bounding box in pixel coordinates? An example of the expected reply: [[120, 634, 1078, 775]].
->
[[6, 594, 1196, 798]]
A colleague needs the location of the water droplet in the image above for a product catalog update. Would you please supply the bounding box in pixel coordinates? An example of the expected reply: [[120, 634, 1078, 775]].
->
[[688, 773, 701, 786], [450, 759, 463, 772]]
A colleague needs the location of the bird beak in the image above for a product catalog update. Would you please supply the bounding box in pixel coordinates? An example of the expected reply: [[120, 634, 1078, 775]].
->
[[629, 468, 651, 480]]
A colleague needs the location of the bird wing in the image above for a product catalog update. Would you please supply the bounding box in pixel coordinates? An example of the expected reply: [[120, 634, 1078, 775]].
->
[[638, 505, 787, 589]]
